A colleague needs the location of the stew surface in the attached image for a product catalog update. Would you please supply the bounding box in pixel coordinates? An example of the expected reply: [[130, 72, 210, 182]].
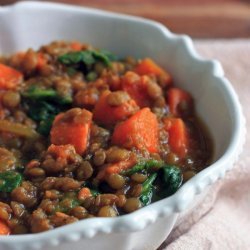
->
[[0, 41, 211, 235]]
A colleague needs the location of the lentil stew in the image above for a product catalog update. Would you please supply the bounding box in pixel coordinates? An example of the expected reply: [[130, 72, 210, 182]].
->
[[0, 41, 212, 235]]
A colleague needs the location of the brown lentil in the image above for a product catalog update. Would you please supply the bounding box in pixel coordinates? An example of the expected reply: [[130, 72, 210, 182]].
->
[[41, 177, 81, 192], [0, 202, 12, 221], [54, 78, 72, 99], [129, 184, 143, 197], [30, 209, 52, 233], [44, 190, 61, 200], [38, 199, 57, 214], [74, 88, 99, 108], [76, 161, 93, 180], [93, 149, 106, 166], [106, 174, 125, 190], [11, 181, 37, 208], [39, 64, 54, 76], [98, 205, 117, 217], [106, 147, 130, 163], [25, 167, 45, 179], [123, 198, 142, 213], [165, 152, 179, 165], [0, 148, 16, 172], [107, 91, 130, 106], [10, 202, 26, 219], [131, 173, 147, 183], [146, 80, 162, 99], [82, 197, 95, 210], [21, 49, 38, 73], [2, 91, 21, 108], [70, 206, 88, 219], [95, 194, 118, 207], [115, 194, 126, 208]]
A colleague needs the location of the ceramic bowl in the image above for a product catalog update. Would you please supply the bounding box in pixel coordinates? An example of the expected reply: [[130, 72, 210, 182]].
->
[[0, 2, 245, 250]]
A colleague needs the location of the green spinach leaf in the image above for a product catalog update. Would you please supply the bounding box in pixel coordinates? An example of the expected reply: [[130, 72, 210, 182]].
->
[[159, 165, 182, 197], [58, 49, 117, 79], [0, 171, 22, 192], [140, 173, 157, 206], [22, 86, 72, 136], [123, 160, 164, 175]]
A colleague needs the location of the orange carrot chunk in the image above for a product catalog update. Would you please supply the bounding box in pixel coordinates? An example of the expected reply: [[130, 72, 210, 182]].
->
[[55, 212, 69, 218], [70, 41, 82, 51], [93, 90, 139, 126], [47, 144, 77, 160], [134, 58, 172, 85], [96, 157, 136, 180], [112, 108, 159, 153], [0, 220, 10, 235], [167, 88, 193, 117], [36, 53, 47, 70], [121, 72, 151, 108], [164, 117, 189, 158], [50, 109, 92, 155], [0, 63, 23, 90], [78, 187, 92, 200]]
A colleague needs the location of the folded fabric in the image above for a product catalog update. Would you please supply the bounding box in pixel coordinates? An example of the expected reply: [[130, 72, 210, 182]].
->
[[160, 39, 250, 250]]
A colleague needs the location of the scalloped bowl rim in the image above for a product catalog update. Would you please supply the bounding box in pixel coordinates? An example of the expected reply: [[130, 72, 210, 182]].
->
[[0, 1, 245, 246]]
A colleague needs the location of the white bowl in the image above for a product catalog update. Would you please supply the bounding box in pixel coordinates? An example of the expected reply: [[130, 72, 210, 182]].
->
[[0, 2, 245, 250]]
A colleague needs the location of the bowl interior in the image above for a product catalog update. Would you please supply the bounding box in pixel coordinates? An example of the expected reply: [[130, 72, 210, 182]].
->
[[0, 2, 236, 164]]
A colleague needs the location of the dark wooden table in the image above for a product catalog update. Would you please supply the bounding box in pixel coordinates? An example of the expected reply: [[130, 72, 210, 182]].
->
[[1, 0, 250, 38]]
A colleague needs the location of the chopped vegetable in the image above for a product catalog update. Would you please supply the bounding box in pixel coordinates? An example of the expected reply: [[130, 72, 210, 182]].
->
[[134, 58, 172, 84], [58, 49, 117, 78], [0, 171, 22, 192], [70, 41, 82, 51], [93, 90, 139, 126], [0, 220, 10, 235], [159, 165, 182, 196], [22, 86, 56, 99], [83, 181, 101, 196], [47, 144, 77, 160], [91, 50, 113, 67], [112, 108, 159, 153], [140, 173, 157, 206], [0, 120, 39, 138], [164, 118, 189, 158], [123, 159, 164, 175], [96, 157, 136, 180], [22, 86, 72, 136], [22, 85, 72, 104], [50, 109, 93, 154], [78, 187, 92, 200], [37, 115, 55, 136], [90, 189, 100, 197], [36, 53, 47, 69], [106, 159, 136, 175], [121, 72, 150, 107], [55, 197, 80, 213], [59, 51, 95, 65], [0, 63, 23, 90], [55, 212, 69, 218], [167, 88, 193, 117]]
